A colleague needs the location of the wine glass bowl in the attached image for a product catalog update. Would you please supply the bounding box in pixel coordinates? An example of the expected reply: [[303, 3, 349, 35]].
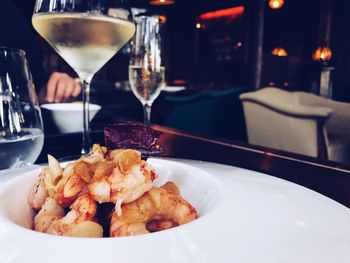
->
[[0, 47, 44, 170], [129, 15, 165, 126], [32, 0, 135, 154]]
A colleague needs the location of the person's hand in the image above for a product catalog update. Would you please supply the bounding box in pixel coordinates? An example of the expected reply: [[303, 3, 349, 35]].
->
[[46, 72, 81, 103]]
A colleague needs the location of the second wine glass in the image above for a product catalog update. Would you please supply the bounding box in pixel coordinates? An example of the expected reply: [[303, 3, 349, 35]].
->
[[129, 16, 165, 126], [32, 0, 136, 154], [0, 47, 44, 170]]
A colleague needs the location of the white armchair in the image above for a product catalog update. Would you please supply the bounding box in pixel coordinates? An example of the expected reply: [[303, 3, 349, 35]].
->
[[240, 87, 350, 163]]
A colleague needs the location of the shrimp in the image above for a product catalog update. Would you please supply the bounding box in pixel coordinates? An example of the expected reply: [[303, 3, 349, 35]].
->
[[52, 144, 107, 207], [28, 153, 66, 210], [33, 197, 65, 233], [34, 194, 103, 238], [110, 187, 197, 237], [28, 171, 49, 211], [28, 153, 78, 209], [49, 146, 103, 207], [146, 219, 178, 232], [79, 144, 107, 165], [88, 149, 157, 215], [53, 162, 89, 207]]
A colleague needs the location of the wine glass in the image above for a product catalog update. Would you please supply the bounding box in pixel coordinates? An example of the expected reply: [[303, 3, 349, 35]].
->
[[32, 0, 136, 155], [129, 15, 165, 126], [0, 47, 44, 170]]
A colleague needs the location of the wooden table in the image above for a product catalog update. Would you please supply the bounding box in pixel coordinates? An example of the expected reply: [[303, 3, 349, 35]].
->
[[38, 125, 350, 209]]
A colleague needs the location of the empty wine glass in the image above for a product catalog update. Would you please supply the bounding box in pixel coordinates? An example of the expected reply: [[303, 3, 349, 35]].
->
[[32, 0, 136, 154], [0, 47, 44, 170], [129, 15, 165, 126]]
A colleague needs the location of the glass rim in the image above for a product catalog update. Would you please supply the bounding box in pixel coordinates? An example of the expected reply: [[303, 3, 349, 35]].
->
[[134, 15, 163, 21], [32, 10, 133, 22], [0, 46, 26, 56]]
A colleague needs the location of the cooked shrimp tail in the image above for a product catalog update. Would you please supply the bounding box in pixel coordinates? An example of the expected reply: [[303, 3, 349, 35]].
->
[[88, 150, 157, 213], [34, 194, 103, 238], [110, 187, 197, 237], [28, 171, 49, 211]]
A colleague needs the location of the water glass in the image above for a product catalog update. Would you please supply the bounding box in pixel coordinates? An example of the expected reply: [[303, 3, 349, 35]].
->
[[0, 47, 44, 170]]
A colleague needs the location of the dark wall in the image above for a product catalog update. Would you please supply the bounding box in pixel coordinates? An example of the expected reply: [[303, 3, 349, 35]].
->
[[165, 8, 196, 81], [9, 0, 350, 101], [264, 0, 320, 59], [331, 0, 350, 101]]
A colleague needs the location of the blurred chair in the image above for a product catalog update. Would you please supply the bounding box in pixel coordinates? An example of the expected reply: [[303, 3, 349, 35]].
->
[[240, 87, 350, 163], [161, 88, 246, 140]]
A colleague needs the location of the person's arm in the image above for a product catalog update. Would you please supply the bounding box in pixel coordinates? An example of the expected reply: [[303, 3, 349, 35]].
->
[[42, 72, 81, 103]]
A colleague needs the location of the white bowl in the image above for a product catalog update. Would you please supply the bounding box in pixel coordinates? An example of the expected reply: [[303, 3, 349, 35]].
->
[[0, 158, 350, 263], [41, 103, 101, 133]]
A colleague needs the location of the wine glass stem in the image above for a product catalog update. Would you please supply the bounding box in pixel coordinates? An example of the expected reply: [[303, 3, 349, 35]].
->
[[81, 77, 92, 155], [143, 103, 152, 126]]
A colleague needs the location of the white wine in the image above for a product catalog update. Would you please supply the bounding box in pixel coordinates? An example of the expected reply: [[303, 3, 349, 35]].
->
[[32, 13, 136, 77], [129, 66, 165, 104]]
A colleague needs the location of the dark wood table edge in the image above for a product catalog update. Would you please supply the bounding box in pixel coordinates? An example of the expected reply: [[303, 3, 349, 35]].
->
[[154, 125, 350, 173], [153, 125, 350, 209]]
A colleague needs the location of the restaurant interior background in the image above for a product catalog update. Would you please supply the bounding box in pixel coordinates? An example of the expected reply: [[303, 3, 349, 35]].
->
[[10, 0, 350, 166]]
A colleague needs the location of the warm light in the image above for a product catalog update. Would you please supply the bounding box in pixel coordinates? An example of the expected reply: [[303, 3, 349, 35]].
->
[[237, 41, 242, 47], [272, 47, 288, 57], [173, 79, 186, 85], [196, 22, 201, 29], [150, 0, 175, 6], [312, 46, 332, 62], [158, 15, 167, 23], [269, 0, 284, 9], [199, 6, 244, 21]]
